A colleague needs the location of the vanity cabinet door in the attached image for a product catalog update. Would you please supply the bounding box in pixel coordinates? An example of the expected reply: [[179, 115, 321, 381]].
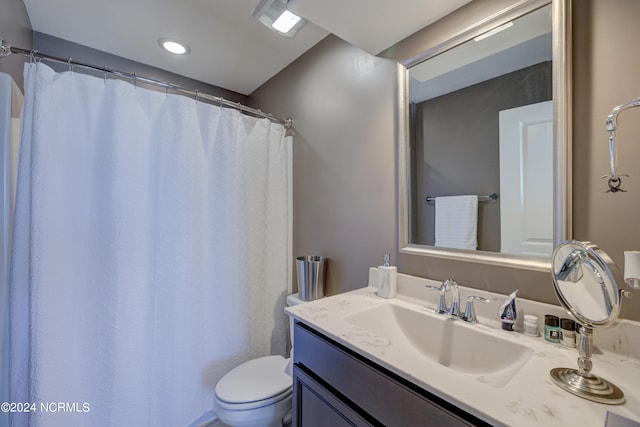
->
[[294, 322, 489, 427], [293, 366, 373, 427]]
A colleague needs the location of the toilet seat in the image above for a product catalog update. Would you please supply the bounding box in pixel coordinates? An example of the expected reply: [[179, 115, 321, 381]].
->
[[215, 355, 292, 410], [215, 387, 292, 411]]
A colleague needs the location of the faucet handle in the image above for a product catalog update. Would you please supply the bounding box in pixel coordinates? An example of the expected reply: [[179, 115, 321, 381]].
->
[[462, 296, 491, 324], [425, 285, 447, 314]]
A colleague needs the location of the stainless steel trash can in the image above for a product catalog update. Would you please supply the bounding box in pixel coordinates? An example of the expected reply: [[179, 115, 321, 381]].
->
[[296, 256, 327, 301]]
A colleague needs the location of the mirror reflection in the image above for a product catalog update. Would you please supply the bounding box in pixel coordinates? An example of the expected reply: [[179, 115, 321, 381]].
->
[[407, 4, 553, 257], [552, 241, 621, 325]]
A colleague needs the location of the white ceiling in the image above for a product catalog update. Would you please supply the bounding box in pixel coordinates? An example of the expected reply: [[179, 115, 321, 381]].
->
[[289, 0, 472, 55], [22, 0, 471, 95]]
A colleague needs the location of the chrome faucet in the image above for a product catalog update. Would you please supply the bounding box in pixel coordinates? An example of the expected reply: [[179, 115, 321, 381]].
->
[[462, 295, 491, 324], [425, 278, 460, 318]]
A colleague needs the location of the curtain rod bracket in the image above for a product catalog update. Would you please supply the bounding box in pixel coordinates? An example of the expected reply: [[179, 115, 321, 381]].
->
[[0, 39, 12, 58]]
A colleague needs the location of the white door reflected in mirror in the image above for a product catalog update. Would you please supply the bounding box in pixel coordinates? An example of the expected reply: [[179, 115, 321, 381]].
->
[[499, 100, 553, 256]]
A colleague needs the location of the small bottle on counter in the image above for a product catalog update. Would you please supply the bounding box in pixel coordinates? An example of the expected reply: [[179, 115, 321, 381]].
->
[[523, 314, 539, 336], [377, 253, 397, 299], [544, 315, 560, 343], [560, 318, 576, 348]]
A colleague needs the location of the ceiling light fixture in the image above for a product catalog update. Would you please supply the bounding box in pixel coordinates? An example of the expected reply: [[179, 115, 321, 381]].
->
[[473, 22, 514, 42], [252, 0, 306, 37], [272, 10, 302, 34], [158, 37, 191, 55]]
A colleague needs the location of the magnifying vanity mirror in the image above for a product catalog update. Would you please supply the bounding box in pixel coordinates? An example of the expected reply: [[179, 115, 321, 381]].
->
[[550, 240, 631, 404], [398, 0, 571, 271]]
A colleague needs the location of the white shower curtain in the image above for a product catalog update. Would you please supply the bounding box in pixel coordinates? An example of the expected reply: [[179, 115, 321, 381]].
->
[[1, 72, 24, 427], [8, 63, 292, 426]]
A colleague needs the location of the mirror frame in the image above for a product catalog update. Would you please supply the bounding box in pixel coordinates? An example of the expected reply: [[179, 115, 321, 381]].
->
[[398, 0, 572, 272]]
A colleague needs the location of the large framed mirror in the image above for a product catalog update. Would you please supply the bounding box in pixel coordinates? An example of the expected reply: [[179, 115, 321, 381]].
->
[[398, 0, 571, 271]]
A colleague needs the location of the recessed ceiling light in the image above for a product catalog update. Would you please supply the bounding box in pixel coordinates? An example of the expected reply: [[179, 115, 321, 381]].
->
[[158, 37, 191, 55]]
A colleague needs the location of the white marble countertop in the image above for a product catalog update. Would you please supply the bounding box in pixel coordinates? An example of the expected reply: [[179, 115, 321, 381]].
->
[[286, 270, 640, 427]]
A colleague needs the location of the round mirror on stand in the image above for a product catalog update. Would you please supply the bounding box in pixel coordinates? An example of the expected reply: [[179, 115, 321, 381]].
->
[[550, 240, 631, 404]]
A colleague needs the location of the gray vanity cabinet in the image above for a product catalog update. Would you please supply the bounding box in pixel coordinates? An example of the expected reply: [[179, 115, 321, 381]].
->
[[293, 367, 372, 427], [292, 322, 491, 427]]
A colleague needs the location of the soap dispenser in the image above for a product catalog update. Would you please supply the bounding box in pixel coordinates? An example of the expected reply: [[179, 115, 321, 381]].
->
[[377, 253, 397, 299]]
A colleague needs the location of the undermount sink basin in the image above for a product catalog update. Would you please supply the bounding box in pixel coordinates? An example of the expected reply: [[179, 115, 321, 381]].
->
[[344, 303, 533, 386]]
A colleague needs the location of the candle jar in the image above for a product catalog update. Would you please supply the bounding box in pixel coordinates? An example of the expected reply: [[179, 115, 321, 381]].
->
[[544, 315, 560, 343], [560, 318, 576, 348]]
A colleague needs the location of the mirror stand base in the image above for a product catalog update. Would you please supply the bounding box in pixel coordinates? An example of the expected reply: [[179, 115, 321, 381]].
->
[[550, 367, 625, 405]]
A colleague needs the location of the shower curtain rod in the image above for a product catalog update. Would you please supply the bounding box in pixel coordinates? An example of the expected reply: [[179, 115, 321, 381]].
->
[[0, 39, 293, 129]]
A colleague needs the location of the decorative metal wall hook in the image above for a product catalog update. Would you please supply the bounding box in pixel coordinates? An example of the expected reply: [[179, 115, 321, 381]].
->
[[609, 178, 625, 193], [68, 57, 73, 73], [602, 174, 628, 193], [604, 96, 640, 192]]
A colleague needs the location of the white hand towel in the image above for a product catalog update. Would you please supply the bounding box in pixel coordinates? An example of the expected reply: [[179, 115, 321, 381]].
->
[[435, 195, 478, 250]]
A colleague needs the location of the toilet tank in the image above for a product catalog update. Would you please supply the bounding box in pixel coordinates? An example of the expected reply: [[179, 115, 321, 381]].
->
[[284, 293, 307, 375], [286, 293, 304, 308], [286, 293, 305, 347]]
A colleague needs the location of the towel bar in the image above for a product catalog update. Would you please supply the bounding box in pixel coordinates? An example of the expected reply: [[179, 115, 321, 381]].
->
[[425, 193, 498, 203]]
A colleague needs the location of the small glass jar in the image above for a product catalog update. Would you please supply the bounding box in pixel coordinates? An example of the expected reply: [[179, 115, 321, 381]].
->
[[560, 318, 576, 348], [544, 315, 560, 343], [523, 314, 539, 336]]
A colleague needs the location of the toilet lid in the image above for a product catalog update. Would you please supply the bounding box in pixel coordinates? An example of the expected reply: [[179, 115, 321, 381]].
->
[[215, 355, 292, 404]]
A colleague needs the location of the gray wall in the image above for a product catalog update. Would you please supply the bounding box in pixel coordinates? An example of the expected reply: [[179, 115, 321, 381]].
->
[[250, 0, 640, 321], [0, 0, 32, 90], [413, 61, 552, 250], [572, 0, 640, 321], [249, 35, 397, 296]]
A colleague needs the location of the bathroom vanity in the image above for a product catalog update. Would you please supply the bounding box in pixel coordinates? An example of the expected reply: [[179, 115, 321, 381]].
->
[[286, 271, 640, 427], [293, 321, 487, 426]]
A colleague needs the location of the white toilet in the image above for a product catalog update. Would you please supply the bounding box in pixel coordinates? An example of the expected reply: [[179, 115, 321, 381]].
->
[[213, 294, 305, 427]]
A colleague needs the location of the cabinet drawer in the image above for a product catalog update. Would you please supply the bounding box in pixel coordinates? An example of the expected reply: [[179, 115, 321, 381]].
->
[[293, 365, 373, 427], [294, 322, 488, 427]]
